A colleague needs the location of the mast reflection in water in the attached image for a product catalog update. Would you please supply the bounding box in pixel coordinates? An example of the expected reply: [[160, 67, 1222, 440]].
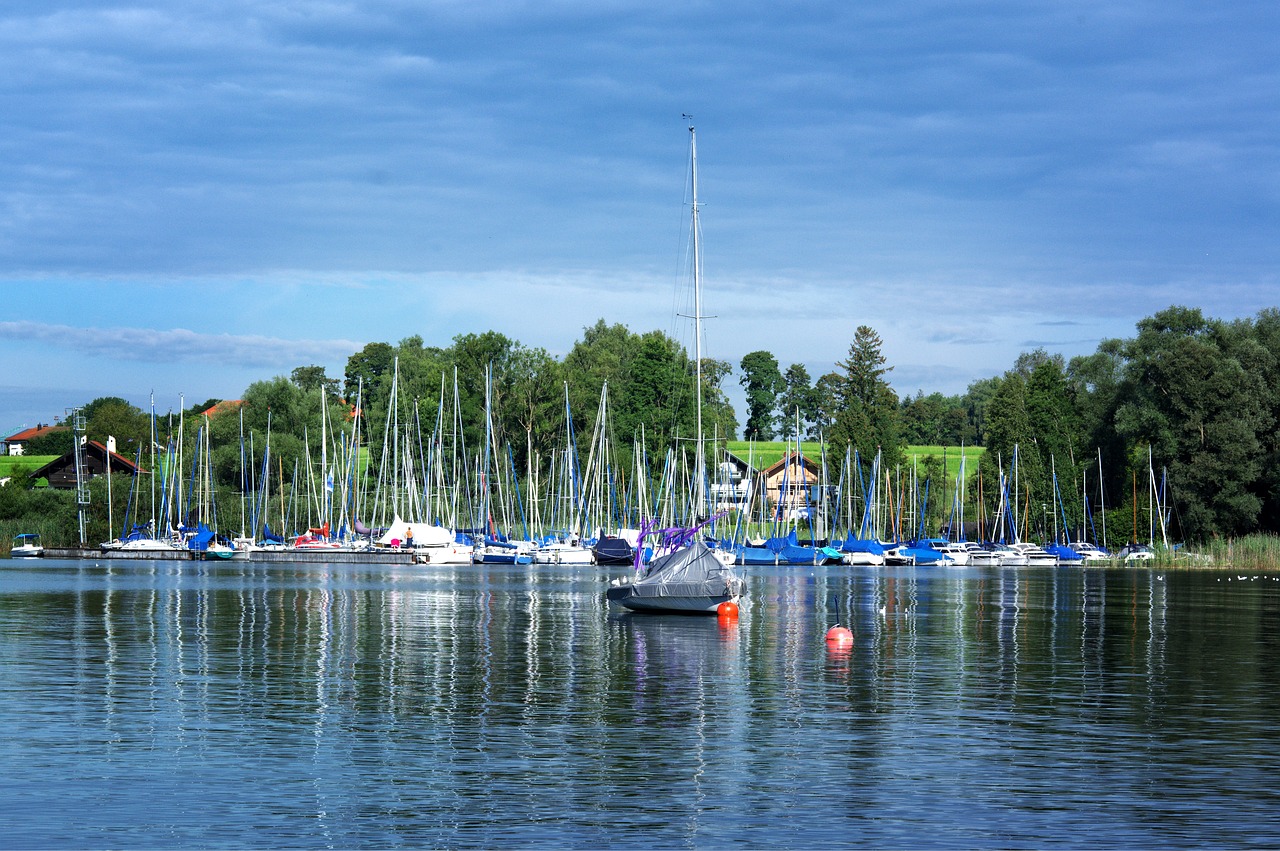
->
[[1, 559, 1278, 848]]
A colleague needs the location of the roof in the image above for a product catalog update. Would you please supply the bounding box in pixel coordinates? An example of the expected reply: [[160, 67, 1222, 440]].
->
[[29, 440, 147, 486], [5, 424, 66, 442], [761, 450, 821, 478], [86, 440, 148, 472], [201, 400, 244, 418]]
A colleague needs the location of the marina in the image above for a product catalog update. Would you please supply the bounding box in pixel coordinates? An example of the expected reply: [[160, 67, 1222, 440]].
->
[[2, 556, 1279, 848]]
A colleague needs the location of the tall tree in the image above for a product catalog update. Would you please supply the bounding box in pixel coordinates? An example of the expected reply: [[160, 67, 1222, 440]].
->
[[978, 372, 1039, 540], [778, 363, 816, 439], [1244, 309, 1280, 525], [1114, 306, 1272, 540], [700, 357, 738, 442], [290, 365, 340, 397], [828, 326, 902, 471], [343, 341, 395, 402], [836, 325, 892, 409], [738, 350, 784, 440], [812, 372, 843, 438]]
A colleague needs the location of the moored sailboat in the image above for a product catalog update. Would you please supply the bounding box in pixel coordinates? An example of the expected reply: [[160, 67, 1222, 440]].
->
[[606, 120, 744, 614]]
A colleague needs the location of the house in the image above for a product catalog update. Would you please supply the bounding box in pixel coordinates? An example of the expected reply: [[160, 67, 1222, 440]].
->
[[761, 451, 823, 518], [29, 440, 146, 489], [3, 423, 66, 456], [201, 400, 244, 419], [711, 451, 755, 513]]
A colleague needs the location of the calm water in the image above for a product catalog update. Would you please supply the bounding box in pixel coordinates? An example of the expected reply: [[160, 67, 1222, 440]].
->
[[2, 558, 1279, 849]]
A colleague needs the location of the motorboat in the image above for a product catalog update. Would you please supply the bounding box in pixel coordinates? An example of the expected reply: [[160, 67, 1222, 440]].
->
[[101, 525, 182, 552], [964, 542, 1003, 566], [1069, 541, 1113, 563], [924, 539, 971, 566], [593, 534, 637, 566], [837, 535, 886, 566], [533, 535, 594, 565], [10, 533, 43, 558], [884, 541, 953, 566], [990, 544, 1028, 567], [1045, 542, 1084, 565], [1116, 543, 1155, 562], [1009, 542, 1058, 566]]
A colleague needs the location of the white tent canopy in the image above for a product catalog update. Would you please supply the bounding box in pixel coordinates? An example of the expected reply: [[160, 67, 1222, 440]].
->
[[377, 515, 454, 547]]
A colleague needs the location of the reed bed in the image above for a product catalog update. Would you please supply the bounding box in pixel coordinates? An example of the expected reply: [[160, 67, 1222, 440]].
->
[[1186, 534, 1280, 570]]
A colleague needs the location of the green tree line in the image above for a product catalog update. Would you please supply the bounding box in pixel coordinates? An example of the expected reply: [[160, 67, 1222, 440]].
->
[[5, 304, 1278, 547]]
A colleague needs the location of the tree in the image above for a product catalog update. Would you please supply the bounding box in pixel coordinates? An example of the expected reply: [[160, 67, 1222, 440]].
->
[[1113, 306, 1272, 540], [563, 319, 636, 443], [778, 363, 816, 438], [290, 365, 340, 397], [836, 325, 892, 409], [83, 397, 149, 453], [700, 357, 738, 442], [978, 372, 1039, 540], [614, 330, 696, 465], [739, 350, 785, 439], [828, 326, 902, 471], [900, 391, 946, 445], [1245, 309, 1280, 525], [812, 372, 843, 438], [343, 342, 395, 402]]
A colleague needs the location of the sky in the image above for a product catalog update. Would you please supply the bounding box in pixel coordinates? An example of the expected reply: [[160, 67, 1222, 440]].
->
[[2, 1, 1277, 432]]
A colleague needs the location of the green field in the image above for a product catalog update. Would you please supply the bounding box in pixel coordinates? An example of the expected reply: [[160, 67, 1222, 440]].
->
[[0, 456, 55, 478], [721, 442, 983, 478]]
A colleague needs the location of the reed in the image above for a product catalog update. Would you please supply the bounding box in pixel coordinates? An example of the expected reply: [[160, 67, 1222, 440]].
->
[[1191, 534, 1280, 569]]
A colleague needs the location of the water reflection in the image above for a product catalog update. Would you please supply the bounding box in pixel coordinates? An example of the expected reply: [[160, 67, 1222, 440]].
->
[[2, 560, 1280, 847]]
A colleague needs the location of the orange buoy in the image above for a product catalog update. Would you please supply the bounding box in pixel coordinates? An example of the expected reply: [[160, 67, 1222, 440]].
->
[[825, 626, 853, 645], [717, 601, 739, 619]]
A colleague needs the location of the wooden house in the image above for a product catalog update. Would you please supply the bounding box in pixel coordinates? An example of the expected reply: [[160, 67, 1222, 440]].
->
[[29, 440, 145, 489], [761, 451, 822, 518]]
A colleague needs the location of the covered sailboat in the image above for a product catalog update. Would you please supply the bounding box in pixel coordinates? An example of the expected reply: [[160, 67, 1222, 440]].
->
[[607, 538, 744, 614], [606, 120, 744, 614]]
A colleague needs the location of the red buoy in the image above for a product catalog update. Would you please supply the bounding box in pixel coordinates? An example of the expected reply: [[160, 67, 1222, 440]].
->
[[717, 601, 739, 619], [825, 626, 853, 645]]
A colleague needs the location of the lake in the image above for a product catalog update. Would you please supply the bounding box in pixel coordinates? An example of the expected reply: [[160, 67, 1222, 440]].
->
[[1, 558, 1278, 849]]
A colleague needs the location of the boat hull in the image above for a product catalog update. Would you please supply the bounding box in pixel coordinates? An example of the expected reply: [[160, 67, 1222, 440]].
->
[[605, 584, 736, 614]]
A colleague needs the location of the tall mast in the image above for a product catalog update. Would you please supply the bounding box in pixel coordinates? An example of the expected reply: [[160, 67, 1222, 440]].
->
[[688, 118, 705, 518]]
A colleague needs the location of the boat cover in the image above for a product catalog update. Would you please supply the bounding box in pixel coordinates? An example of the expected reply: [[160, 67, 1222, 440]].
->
[[377, 515, 454, 547], [593, 535, 635, 565], [624, 542, 742, 601], [840, 534, 886, 555]]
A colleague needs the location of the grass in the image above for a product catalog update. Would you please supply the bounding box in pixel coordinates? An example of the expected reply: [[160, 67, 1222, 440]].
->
[[1189, 535, 1280, 569], [721, 442, 984, 479], [0, 456, 55, 478]]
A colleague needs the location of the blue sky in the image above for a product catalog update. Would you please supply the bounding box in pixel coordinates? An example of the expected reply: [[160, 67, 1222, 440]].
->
[[2, 1, 1277, 431]]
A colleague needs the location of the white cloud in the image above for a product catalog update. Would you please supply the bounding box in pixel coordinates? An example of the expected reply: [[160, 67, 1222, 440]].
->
[[0, 321, 358, 368]]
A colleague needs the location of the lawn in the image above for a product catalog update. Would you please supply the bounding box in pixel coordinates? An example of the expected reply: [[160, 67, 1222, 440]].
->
[[721, 442, 983, 479], [0, 455, 56, 478]]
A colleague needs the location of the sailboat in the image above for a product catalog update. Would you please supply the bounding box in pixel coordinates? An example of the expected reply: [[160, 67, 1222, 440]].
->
[[606, 119, 745, 614], [607, 515, 744, 613]]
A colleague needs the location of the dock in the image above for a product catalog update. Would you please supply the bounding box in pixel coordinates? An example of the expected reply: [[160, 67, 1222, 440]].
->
[[41, 547, 419, 564]]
